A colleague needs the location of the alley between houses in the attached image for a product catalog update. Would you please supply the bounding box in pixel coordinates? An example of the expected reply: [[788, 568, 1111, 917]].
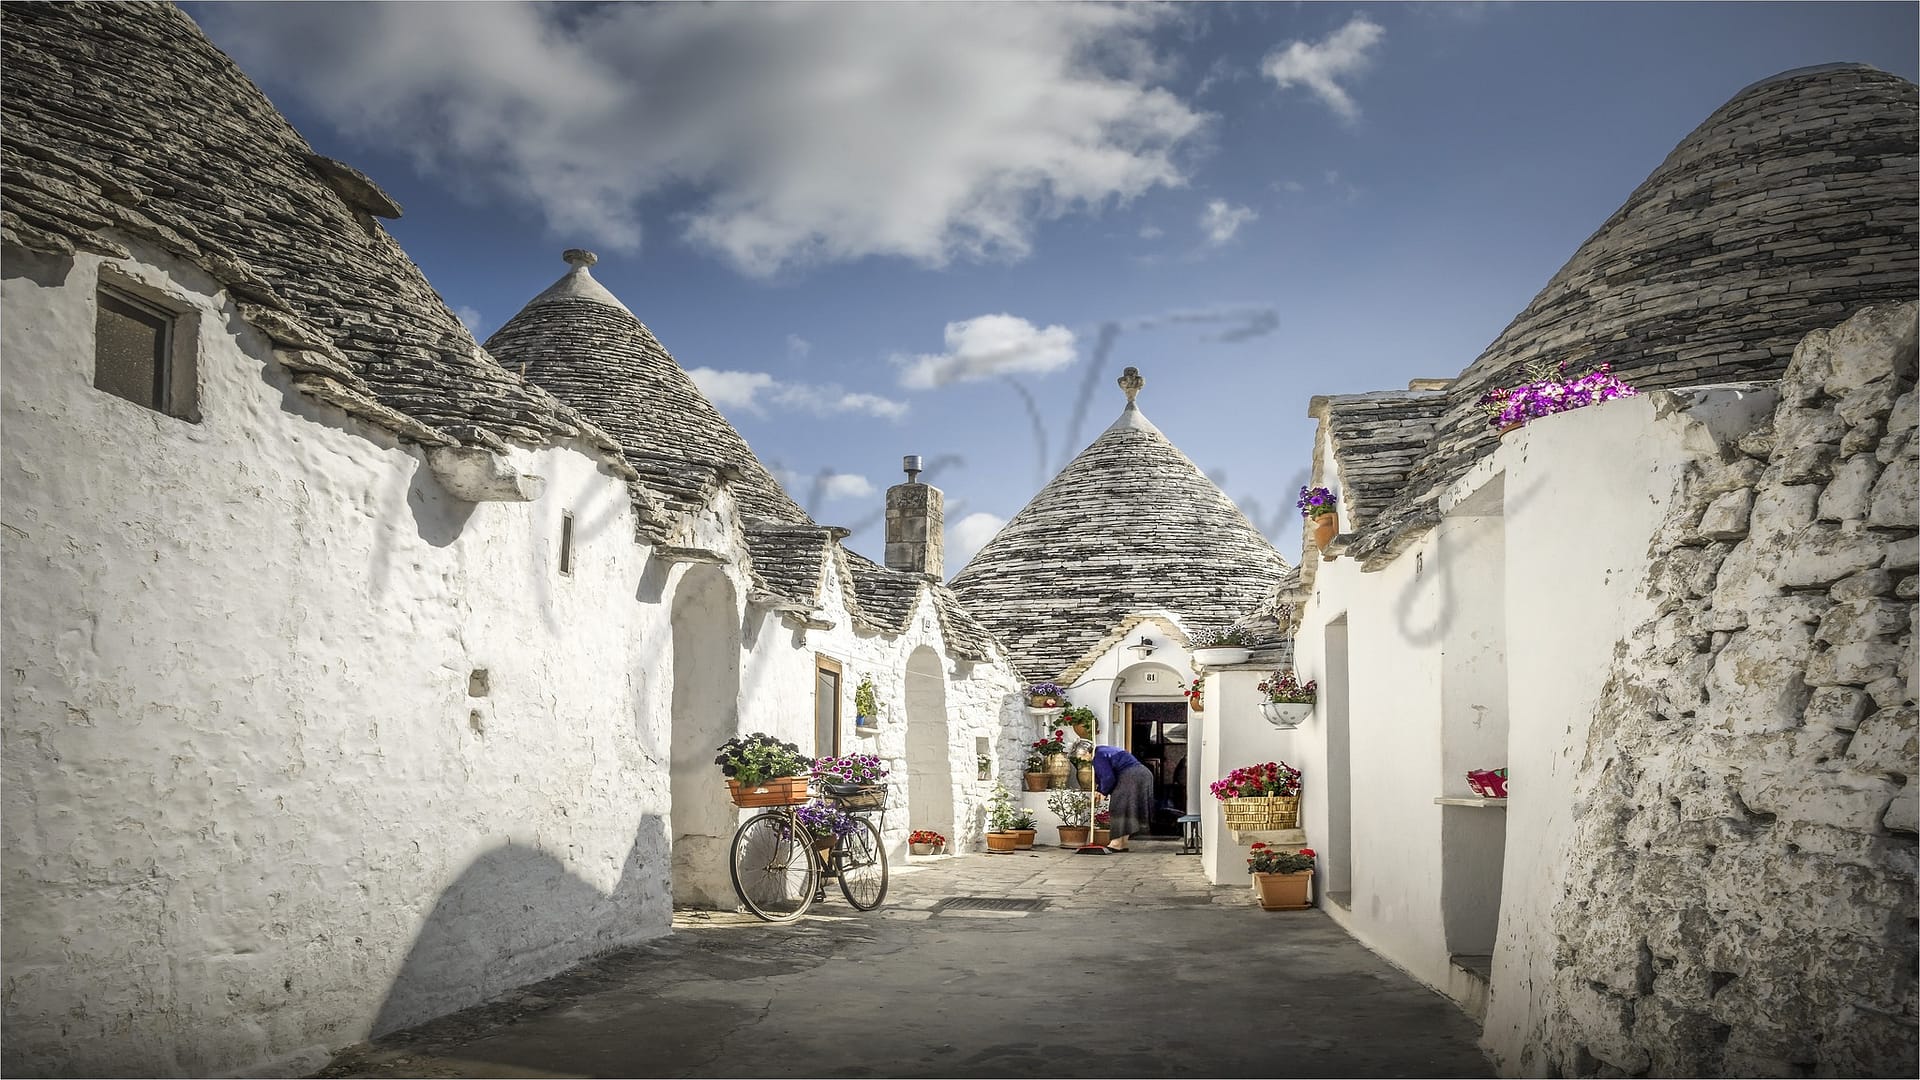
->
[[315, 844, 1491, 1079]]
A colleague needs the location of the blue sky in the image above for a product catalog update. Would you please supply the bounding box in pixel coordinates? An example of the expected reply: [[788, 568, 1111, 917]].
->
[[189, 2, 1918, 570]]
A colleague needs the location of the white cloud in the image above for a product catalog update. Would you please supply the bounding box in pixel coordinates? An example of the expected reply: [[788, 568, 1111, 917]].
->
[[688, 368, 908, 420], [895, 314, 1077, 390], [947, 511, 1007, 570], [1138, 224, 1165, 240], [1199, 199, 1258, 246], [822, 473, 876, 500], [454, 305, 485, 333], [1260, 14, 1385, 122], [201, 3, 1207, 277], [1279, 178, 1306, 193], [786, 334, 812, 359]]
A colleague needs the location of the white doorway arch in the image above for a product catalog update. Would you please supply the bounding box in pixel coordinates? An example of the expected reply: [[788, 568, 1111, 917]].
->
[[903, 646, 953, 849]]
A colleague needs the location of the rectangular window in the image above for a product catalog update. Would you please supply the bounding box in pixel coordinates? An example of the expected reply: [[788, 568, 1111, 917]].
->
[[558, 511, 575, 576], [93, 276, 198, 422], [815, 655, 842, 758]]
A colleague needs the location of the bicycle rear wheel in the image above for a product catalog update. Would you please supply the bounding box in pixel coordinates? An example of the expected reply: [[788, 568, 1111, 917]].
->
[[835, 817, 889, 911], [730, 812, 818, 922]]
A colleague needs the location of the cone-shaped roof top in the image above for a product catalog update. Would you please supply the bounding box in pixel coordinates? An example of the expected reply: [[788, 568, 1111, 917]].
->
[[1344, 62, 1917, 567], [486, 253, 811, 525], [949, 368, 1290, 682]]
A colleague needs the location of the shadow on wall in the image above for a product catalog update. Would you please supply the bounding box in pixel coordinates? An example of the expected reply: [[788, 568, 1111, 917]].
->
[[371, 814, 669, 1037]]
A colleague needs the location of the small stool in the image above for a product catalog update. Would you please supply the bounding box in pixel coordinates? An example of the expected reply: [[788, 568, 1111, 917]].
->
[[1177, 814, 1201, 856]]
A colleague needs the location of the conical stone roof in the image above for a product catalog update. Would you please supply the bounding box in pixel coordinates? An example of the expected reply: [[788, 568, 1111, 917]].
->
[[949, 368, 1290, 682], [486, 252, 811, 525]]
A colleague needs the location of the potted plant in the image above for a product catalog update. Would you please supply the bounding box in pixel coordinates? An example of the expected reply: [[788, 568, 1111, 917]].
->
[[1298, 485, 1340, 552], [1183, 676, 1204, 714], [714, 732, 813, 806], [1026, 681, 1066, 709], [854, 674, 880, 729], [1189, 627, 1253, 667], [1047, 790, 1092, 847], [1010, 809, 1038, 849], [1031, 729, 1071, 789], [810, 752, 889, 810], [1061, 705, 1096, 741], [1022, 749, 1050, 791], [1478, 359, 1638, 436], [794, 801, 861, 860], [1248, 844, 1316, 910], [1210, 761, 1303, 832], [1070, 738, 1095, 791], [1257, 670, 1316, 728], [909, 829, 947, 855], [1091, 808, 1112, 848], [985, 784, 1021, 853]]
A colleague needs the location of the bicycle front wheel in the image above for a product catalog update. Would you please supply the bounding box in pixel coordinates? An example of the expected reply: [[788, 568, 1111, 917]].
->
[[835, 817, 889, 911], [730, 812, 818, 922]]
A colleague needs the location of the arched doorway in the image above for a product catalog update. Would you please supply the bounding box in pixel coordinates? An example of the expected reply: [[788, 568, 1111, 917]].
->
[[1112, 661, 1190, 836], [903, 646, 953, 851], [669, 565, 740, 907]]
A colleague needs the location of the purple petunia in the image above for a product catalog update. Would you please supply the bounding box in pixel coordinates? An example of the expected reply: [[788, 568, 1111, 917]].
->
[[1478, 361, 1637, 430], [1296, 485, 1337, 519]]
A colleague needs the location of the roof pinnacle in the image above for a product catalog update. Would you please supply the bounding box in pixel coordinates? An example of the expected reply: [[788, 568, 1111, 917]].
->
[[1119, 366, 1144, 406], [563, 248, 598, 269]]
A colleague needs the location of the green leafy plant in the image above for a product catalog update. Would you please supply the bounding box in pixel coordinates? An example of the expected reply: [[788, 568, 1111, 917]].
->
[[1011, 809, 1038, 831], [1023, 749, 1048, 772], [986, 784, 1021, 832], [854, 675, 879, 719], [713, 732, 811, 787], [1257, 671, 1316, 704], [1248, 844, 1316, 875], [1046, 789, 1091, 827], [1061, 705, 1096, 736]]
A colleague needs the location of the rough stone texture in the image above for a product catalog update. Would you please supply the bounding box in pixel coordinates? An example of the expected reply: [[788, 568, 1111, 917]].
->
[[0, 1, 634, 472], [949, 395, 1291, 682], [883, 480, 944, 579], [1540, 303, 1918, 1078], [1341, 64, 1917, 568]]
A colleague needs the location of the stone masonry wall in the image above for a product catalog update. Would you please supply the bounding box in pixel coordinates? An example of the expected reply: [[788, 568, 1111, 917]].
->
[[1542, 302, 1917, 1076]]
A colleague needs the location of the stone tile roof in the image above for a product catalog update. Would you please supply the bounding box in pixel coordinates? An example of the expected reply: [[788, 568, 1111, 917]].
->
[[0, 2, 629, 465], [1316, 389, 1451, 529], [1339, 63, 1918, 568], [949, 377, 1292, 682], [742, 524, 836, 605], [484, 260, 811, 526]]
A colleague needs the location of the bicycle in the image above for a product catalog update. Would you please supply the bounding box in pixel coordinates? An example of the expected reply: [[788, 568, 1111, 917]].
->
[[727, 782, 889, 922]]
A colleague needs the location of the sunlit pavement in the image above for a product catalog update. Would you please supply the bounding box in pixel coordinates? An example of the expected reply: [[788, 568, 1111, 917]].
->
[[318, 841, 1491, 1078]]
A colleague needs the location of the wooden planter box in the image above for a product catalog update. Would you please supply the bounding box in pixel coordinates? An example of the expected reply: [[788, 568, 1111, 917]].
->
[[727, 776, 810, 808]]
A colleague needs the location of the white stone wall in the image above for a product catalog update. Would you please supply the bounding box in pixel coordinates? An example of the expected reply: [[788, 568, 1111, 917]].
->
[[2, 247, 670, 1076], [1, 245, 1029, 1077]]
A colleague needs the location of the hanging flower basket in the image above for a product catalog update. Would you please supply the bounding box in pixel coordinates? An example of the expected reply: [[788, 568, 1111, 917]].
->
[[1261, 701, 1313, 728], [1222, 796, 1300, 831], [1192, 646, 1251, 666]]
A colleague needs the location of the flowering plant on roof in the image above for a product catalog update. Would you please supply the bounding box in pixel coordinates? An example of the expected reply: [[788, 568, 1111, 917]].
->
[[1257, 670, 1316, 704], [1297, 485, 1338, 519], [1477, 359, 1637, 430], [1031, 729, 1069, 758], [1189, 626, 1253, 649], [1210, 760, 1302, 800], [810, 753, 889, 787], [1248, 844, 1316, 875]]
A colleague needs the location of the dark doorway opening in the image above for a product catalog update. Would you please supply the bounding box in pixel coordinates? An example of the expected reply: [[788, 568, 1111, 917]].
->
[[1127, 701, 1190, 836]]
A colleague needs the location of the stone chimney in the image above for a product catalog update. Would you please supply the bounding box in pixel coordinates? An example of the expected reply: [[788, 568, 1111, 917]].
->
[[885, 454, 944, 578]]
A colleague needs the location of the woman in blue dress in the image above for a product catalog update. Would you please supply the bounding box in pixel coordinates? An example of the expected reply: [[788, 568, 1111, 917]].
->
[[1091, 743, 1155, 852]]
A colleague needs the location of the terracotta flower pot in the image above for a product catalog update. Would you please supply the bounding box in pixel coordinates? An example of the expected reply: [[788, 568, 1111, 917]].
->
[[1057, 826, 1091, 847], [1499, 421, 1524, 437], [1023, 772, 1049, 792], [1311, 513, 1338, 551], [1091, 828, 1111, 847], [985, 831, 1020, 853], [1253, 870, 1313, 911], [1012, 828, 1036, 850]]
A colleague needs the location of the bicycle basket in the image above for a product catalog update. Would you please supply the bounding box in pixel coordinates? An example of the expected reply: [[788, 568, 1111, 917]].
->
[[820, 782, 886, 811]]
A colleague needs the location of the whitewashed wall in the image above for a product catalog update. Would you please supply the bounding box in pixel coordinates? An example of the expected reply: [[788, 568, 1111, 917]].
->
[[2, 247, 670, 1077]]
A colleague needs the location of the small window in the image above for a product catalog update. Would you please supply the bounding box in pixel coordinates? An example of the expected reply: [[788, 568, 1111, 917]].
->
[[558, 511, 575, 576], [815, 655, 842, 758], [93, 278, 197, 421]]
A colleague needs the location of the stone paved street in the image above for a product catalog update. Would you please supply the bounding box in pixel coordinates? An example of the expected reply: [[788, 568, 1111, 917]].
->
[[316, 841, 1491, 1078]]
